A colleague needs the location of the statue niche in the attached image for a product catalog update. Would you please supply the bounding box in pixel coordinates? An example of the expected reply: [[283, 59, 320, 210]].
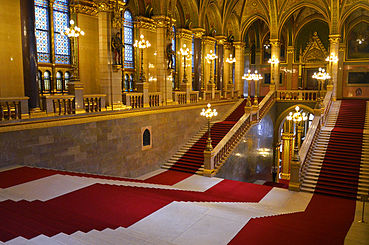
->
[[112, 31, 124, 65], [166, 43, 175, 70]]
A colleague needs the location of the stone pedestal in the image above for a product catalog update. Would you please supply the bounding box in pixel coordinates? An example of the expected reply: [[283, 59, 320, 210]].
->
[[180, 82, 192, 103], [68, 81, 84, 113], [289, 159, 301, 191], [203, 150, 215, 177], [137, 81, 149, 107], [281, 131, 294, 180], [207, 83, 216, 100]]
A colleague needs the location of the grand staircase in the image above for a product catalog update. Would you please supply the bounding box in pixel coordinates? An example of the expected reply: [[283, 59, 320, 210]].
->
[[301, 100, 369, 199], [162, 99, 255, 174]]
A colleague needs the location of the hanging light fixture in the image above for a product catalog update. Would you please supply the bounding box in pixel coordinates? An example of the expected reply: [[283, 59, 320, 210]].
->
[[356, 10, 367, 45], [64, 19, 85, 38]]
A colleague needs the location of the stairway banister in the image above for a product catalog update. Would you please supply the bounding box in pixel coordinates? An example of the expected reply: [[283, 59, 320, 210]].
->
[[209, 89, 276, 171], [299, 115, 321, 167], [321, 90, 333, 126]]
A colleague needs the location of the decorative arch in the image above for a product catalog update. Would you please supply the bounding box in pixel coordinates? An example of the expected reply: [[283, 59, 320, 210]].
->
[[339, 3, 369, 32], [278, 2, 329, 39], [274, 104, 315, 143], [240, 15, 270, 43]]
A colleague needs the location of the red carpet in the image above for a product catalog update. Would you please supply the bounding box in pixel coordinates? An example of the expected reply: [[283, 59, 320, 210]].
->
[[315, 100, 366, 199], [169, 98, 263, 174], [0, 167, 56, 188], [229, 194, 355, 245], [144, 170, 193, 185], [0, 170, 271, 242]]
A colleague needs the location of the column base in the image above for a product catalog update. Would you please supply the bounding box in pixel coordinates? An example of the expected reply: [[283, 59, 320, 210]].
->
[[288, 182, 300, 192], [280, 173, 290, 180]]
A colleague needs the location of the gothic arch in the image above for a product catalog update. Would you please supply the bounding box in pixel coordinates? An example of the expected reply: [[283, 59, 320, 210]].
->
[[278, 2, 330, 40], [240, 15, 269, 42], [339, 3, 369, 32], [274, 104, 315, 143]]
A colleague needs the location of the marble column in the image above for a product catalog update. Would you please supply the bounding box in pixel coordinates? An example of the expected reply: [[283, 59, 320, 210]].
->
[[192, 28, 204, 92], [153, 16, 174, 104], [270, 39, 280, 90], [215, 36, 226, 94], [234, 41, 245, 97], [328, 34, 340, 101], [20, 0, 39, 110]]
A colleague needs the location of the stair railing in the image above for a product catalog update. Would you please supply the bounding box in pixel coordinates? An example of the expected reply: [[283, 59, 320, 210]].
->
[[203, 89, 276, 176], [290, 89, 333, 190]]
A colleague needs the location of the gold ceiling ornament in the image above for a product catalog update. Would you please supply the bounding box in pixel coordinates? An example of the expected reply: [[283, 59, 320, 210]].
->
[[302, 32, 328, 63]]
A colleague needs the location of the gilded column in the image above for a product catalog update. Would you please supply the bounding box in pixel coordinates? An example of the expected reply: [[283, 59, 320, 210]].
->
[[286, 46, 294, 89], [192, 28, 204, 92], [234, 41, 245, 97], [215, 36, 226, 94], [337, 43, 345, 99], [153, 16, 174, 104], [177, 29, 193, 87], [281, 119, 293, 180], [270, 39, 280, 90], [223, 42, 232, 97], [203, 36, 216, 98], [328, 34, 340, 101]]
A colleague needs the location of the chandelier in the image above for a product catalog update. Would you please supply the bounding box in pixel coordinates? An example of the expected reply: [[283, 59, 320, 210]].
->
[[286, 106, 308, 123], [242, 70, 263, 81], [312, 67, 331, 80], [64, 20, 85, 38]]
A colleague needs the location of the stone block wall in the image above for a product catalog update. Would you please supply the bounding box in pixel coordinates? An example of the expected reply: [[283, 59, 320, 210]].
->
[[0, 102, 234, 177]]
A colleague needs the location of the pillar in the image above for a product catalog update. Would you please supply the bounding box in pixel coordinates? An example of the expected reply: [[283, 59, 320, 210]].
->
[[281, 120, 293, 180], [223, 42, 233, 97], [20, 0, 39, 110], [192, 28, 204, 92], [286, 46, 294, 90], [270, 39, 280, 90], [234, 41, 245, 97], [97, 9, 122, 107], [337, 43, 345, 99], [215, 36, 226, 93], [328, 34, 340, 100], [177, 28, 193, 103], [153, 16, 174, 104], [203, 36, 216, 98]]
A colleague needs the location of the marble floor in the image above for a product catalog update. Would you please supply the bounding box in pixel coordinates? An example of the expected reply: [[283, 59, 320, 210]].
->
[[0, 165, 368, 245]]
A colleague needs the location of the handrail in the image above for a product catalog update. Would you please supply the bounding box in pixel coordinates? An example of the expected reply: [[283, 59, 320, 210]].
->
[[276, 90, 324, 101], [321, 90, 333, 126], [206, 89, 276, 174], [299, 115, 321, 170], [0, 97, 29, 120]]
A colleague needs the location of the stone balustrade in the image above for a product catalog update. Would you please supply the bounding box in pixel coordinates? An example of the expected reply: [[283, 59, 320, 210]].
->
[[0, 97, 29, 120], [123, 92, 144, 108], [83, 94, 106, 112], [41, 95, 75, 115], [190, 91, 199, 103], [276, 90, 325, 101], [149, 92, 161, 107], [173, 91, 187, 104]]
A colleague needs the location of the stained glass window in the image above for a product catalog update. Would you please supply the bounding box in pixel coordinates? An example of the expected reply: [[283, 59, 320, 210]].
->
[[53, 0, 70, 64], [64, 72, 70, 90], [35, 0, 51, 63], [43, 71, 51, 92], [124, 10, 134, 69], [192, 36, 195, 73]]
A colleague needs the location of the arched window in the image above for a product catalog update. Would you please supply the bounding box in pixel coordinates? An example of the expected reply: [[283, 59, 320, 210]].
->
[[35, 0, 51, 63], [172, 25, 176, 69], [192, 36, 195, 74], [64, 71, 70, 90], [124, 74, 129, 91], [56, 71, 63, 92], [143, 129, 151, 146], [43, 71, 51, 93], [124, 10, 134, 69], [53, 0, 71, 64], [34, 0, 70, 65]]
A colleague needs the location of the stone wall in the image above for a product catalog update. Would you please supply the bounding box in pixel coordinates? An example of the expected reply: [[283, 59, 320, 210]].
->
[[0, 102, 235, 177]]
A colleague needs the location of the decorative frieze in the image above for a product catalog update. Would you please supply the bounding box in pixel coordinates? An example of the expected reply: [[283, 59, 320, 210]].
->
[[176, 28, 193, 41], [191, 28, 205, 39], [135, 16, 156, 31], [203, 36, 216, 46], [215, 36, 227, 45]]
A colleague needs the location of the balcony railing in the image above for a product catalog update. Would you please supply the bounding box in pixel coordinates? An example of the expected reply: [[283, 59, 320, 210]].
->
[[0, 97, 29, 121], [83, 94, 106, 112], [276, 90, 326, 101], [122, 92, 144, 108]]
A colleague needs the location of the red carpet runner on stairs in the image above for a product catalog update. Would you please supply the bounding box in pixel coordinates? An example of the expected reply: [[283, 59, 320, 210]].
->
[[315, 100, 367, 199], [170, 99, 260, 173]]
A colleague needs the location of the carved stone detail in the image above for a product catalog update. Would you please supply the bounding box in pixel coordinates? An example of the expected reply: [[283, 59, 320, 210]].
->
[[302, 32, 328, 63]]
